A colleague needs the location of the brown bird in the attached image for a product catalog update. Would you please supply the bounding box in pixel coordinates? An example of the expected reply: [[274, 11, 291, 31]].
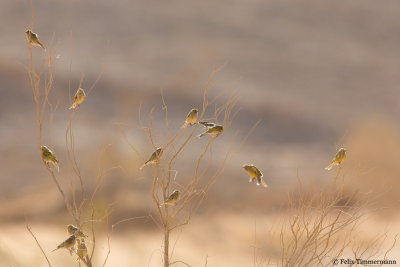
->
[[52, 235, 76, 253], [160, 190, 181, 206], [69, 88, 86, 110], [76, 240, 88, 261], [67, 224, 88, 238], [242, 164, 267, 187], [325, 148, 347, 171], [140, 147, 163, 170], [25, 29, 45, 50], [181, 108, 198, 128], [198, 125, 223, 138], [41, 145, 59, 172]]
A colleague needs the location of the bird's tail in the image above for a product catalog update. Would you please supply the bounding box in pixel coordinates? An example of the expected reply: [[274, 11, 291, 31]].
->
[[248, 177, 253, 183], [51, 247, 59, 252], [198, 132, 206, 138], [69, 103, 77, 110], [257, 177, 268, 188], [324, 162, 337, 171], [39, 42, 46, 51], [181, 122, 188, 128], [140, 160, 152, 170], [54, 162, 60, 172]]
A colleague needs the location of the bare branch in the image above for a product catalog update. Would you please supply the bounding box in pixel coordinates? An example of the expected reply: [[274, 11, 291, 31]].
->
[[26, 224, 53, 267]]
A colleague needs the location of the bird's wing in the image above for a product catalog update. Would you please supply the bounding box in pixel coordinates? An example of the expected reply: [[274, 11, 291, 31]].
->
[[254, 167, 263, 177]]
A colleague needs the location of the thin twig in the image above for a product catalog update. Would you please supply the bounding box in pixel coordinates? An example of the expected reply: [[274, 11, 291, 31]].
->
[[26, 224, 53, 267]]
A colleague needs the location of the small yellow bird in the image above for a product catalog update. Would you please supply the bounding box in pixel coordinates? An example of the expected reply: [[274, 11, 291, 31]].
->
[[198, 125, 223, 138], [242, 164, 267, 187], [41, 145, 59, 172], [199, 121, 216, 128], [76, 240, 88, 261], [140, 147, 163, 170], [25, 29, 45, 50], [325, 148, 347, 170], [69, 88, 86, 110], [161, 190, 181, 206], [52, 235, 76, 252], [181, 109, 198, 128], [67, 224, 88, 238]]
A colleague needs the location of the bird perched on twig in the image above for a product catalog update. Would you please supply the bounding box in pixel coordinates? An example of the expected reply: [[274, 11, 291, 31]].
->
[[199, 121, 216, 128], [140, 147, 163, 170], [52, 235, 76, 253], [198, 125, 223, 138], [41, 145, 59, 172], [67, 224, 88, 238], [160, 190, 181, 206], [69, 88, 86, 110], [325, 148, 347, 171], [242, 164, 267, 187], [25, 29, 45, 50], [181, 108, 198, 128], [76, 240, 88, 261]]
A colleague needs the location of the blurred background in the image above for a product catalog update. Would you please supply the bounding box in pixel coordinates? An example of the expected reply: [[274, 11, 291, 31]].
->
[[1, 0, 400, 266]]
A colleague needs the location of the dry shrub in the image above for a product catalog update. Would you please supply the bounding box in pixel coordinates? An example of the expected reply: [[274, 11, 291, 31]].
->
[[134, 70, 237, 267], [255, 181, 397, 267], [26, 35, 105, 267], [26, 29, 238, 267]]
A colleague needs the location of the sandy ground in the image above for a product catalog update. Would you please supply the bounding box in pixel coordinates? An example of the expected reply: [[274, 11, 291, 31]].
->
[[1, 212, 399, 267]]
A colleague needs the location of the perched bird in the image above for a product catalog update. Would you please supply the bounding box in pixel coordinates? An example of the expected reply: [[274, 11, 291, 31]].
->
[[41, 145, 59, 172], [160, 190, 181, 206], [198, 125, 223, 138], [52, 235, 76, 252], [76, 240, 88, 261], [25, 29, 45, 50], [69, 88, 86, 110], [242, 164, 267, 187], [140, 147, 163, 170], [181, 109, 198, 128], [67, 224, 88, 238], [199, 121, 216, 128], [325, 148, 347, 170]]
